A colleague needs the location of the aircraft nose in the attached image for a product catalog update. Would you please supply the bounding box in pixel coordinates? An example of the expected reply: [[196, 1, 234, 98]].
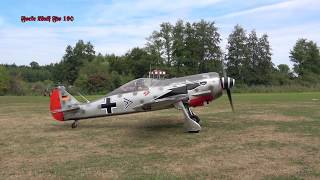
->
[[220, 77, 235, 89]]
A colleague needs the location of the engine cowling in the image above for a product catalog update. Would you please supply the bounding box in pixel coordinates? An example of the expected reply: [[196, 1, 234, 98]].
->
[[188, 95, 214, 107]]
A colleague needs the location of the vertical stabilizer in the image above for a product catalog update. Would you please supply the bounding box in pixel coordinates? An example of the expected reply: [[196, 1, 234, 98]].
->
[[49, 86, 80, 121]]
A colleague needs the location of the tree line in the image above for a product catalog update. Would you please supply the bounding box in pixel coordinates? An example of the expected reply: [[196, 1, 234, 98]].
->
[[0, 20, 319, 95]]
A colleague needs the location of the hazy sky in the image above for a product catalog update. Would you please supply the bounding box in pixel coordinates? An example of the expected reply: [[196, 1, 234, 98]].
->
[[0, 0, 319, 67]]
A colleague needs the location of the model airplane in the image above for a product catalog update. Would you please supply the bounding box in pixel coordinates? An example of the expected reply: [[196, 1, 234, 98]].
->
[[50, 72, 235, 133]]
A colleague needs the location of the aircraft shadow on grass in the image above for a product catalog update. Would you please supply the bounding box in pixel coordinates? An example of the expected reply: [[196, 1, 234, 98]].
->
[[47, 116, 184, 133]]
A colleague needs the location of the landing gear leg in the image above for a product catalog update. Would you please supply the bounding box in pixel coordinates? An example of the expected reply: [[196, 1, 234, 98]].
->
[[191, 114, 200, 123], [187, 106, 200, 123], [175, 101, 201, 133], [71, 120, 79, 129]]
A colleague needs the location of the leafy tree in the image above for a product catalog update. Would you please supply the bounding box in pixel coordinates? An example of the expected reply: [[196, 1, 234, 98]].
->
[[255, 34, 273, 84], [51, 62, 65, 84], [277, 64, 290, 74], [107, 54, 127, 74], [226, 28, 273, 85], [172, 20, 186, 75], [74, 57, 110, 94], [146, 20, 222, 75], [146, 23, 174, 67], [244, 31, 273, 85], [193, 20, 222, 73], [226, 25, 248, 83], [30, 61, 40, 69], [184, 22, 199, 74], [125, 47, 154, 78], [145, 31, 163, 67], [57, 40, 95, 85], [290, 39, 320, 78], [243, 30, 259, 85], [160, 23, 174, 66]]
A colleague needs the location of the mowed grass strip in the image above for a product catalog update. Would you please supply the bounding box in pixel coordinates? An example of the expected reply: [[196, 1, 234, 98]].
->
[[0, 92, 319, 179]]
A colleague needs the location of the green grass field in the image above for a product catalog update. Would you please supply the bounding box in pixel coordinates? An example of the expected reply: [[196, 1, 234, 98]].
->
[[0, 92, 320, 179]]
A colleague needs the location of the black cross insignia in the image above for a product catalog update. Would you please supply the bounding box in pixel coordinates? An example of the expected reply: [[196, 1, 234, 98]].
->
[[101, 98, 116, 114]]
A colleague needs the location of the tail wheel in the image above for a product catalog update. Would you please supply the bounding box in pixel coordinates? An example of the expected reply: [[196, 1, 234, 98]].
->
[[71, 120, 79, 128]]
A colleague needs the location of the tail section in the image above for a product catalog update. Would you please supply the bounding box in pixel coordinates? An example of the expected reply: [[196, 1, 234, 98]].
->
[[50, 88, 64, 121], [50, 86, 80, 121]]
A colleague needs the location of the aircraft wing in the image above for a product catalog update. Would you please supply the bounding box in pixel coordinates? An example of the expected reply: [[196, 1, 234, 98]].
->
[[191, 90, 212, 96], [133, 94, 188, 111], [133, 82, 200, 111]]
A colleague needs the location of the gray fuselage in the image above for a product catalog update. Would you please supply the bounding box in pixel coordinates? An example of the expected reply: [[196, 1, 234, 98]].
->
[[63, 72, 223, 121]]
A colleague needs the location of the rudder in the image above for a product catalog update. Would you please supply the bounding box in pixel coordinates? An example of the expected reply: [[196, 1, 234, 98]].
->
[[50, 86, 80, 121], [50, 87, 64, 121]]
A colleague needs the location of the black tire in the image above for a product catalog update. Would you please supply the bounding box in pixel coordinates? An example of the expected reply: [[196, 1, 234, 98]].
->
[[191, 115, 200, 123], [71, 122, 77, 128]]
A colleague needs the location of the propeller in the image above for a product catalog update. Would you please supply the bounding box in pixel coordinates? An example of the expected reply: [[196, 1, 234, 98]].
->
[[221, 60, 235, 112]]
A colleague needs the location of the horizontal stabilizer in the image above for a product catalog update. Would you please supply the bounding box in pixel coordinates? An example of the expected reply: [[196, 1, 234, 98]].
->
[[50, 105, 80, 113]]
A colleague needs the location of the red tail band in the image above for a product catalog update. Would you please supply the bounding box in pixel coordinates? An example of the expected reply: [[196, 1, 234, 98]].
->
[[50, 88, 64, 121]]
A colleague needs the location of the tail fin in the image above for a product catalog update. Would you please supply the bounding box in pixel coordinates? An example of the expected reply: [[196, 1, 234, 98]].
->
[[50, 86, 80, 121]]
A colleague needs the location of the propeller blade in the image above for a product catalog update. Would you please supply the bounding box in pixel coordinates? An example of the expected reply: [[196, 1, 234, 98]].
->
[[221, 58, 235, 112], [226, 88, 234, 112]]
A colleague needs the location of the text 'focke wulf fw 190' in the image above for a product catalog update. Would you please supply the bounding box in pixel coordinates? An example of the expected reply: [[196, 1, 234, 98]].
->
[[50, 72, 235, 133]]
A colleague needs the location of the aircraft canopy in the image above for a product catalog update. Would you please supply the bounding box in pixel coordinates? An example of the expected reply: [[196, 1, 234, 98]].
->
[[107, 78, 153, 96]]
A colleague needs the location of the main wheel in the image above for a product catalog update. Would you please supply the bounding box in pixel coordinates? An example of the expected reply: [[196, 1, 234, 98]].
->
[[191, 115, 200, 123]]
